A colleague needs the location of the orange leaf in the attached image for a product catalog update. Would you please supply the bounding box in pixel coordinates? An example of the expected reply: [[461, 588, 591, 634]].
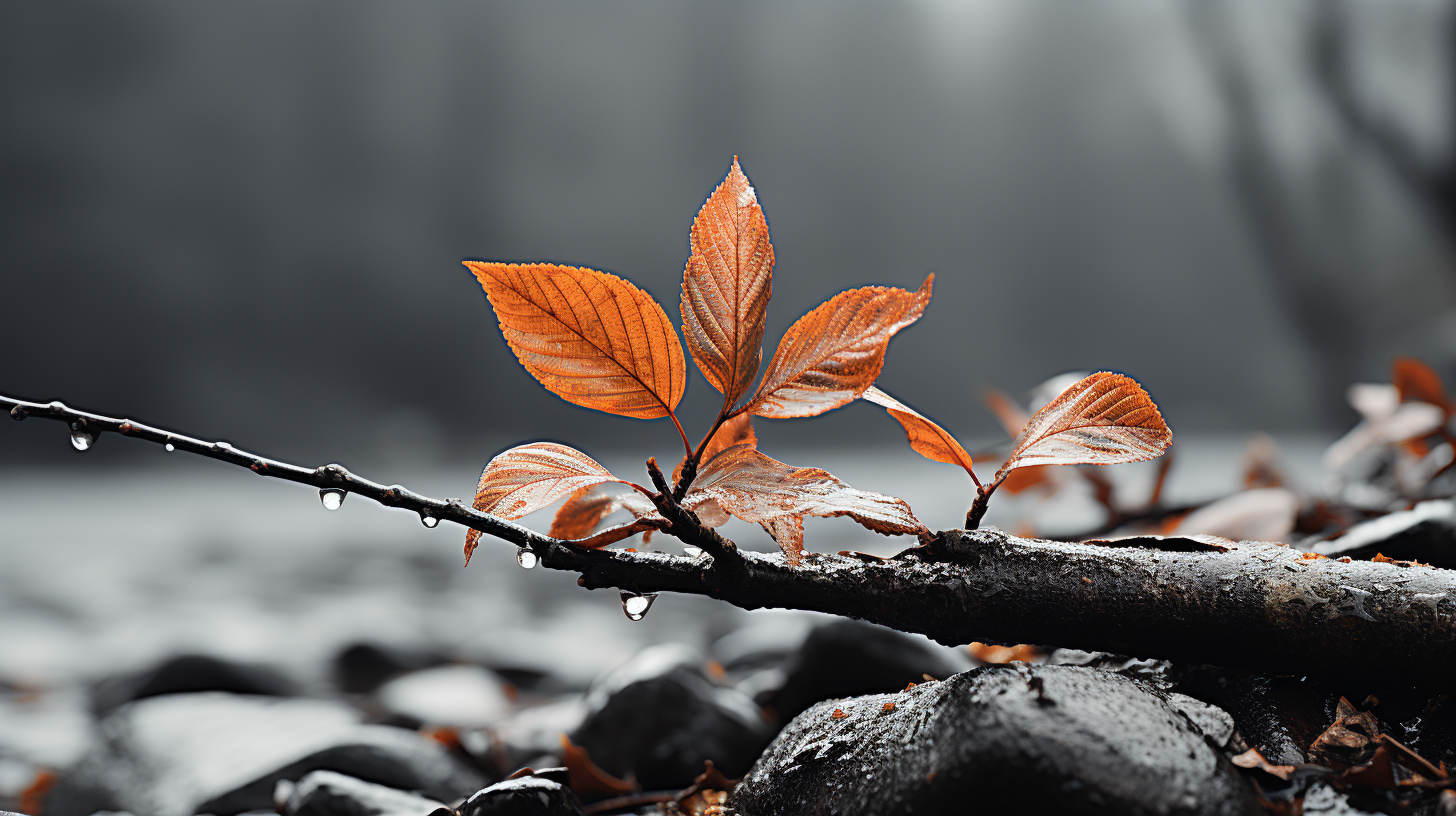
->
[[466, 261, 686, 419], [999, 465, 1051, 494], [685, 445, 925, 561], [680, 158, 774, 407], [995, 372, 1171, 482], [560, 734, 638, 798], [675, 412, 757, 486], [747, 276, 933, 418], [1393, 357, 1450, 414], [862, 387, 973, 475], [759, 515, 806, 565], [550, 484, 661, 540], [465, 443, 636, 564]]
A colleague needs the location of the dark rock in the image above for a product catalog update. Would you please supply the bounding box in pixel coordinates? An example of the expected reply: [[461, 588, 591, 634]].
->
[[767, 620, 965, 723], [44, 692, 485, 816], [334, 643, 450, 695], [1047, 649, 1179, 692], [1312, 499, 1456, 567], [458, 776, 583, 816], [1179, 671, 1335, 766], [734, 664, 1262, 816], [91, 653, 295, 715], [284, 770, 451, 816], [569, 644, 773, 790]]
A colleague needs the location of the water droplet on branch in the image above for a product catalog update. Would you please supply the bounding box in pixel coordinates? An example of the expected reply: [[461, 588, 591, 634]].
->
[[420, 514, 438, 528], [517, 548, 538, 569], [319, 488, 346, 511], [619, 591, 658, 621], [10, 405, 27, 421], [69, 423, 94, 451], [165, 443, 175, 452]]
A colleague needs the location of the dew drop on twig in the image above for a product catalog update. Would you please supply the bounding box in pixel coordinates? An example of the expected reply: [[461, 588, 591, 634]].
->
[[420, 514, 439, 528], [319, 488, 346, 511], [620, 591, 658, 621], [517, 548, 538, 569], [69, 423, 94, 451], [165, 443, 175, 452], [10, 405, 27, 421]]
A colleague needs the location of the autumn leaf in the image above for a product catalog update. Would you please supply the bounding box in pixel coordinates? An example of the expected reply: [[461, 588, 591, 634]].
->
[[466, 261, 686, 419], [680, 158, 774, 408], [684, 444, 925, 563], [1392, 356, 1450, 414], [551, 484, 661, 540], [675, 412, 757, 486], [465, 442, 641, 563], [862, 387, 974, 475], [747, 276, 933, 418], [995, 372, 1171, 483]]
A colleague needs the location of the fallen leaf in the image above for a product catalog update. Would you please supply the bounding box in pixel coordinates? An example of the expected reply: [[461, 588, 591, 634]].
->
[[995, 372, 1171, 482], [1393, 357, 1449, 414], [831, 708, 848, 719], [684, 445, 925, 561], [967, 642, 1043, 664], [747, 276, 933, 418], [1231, 747, 1295, 781], [1172, 488, 1299, 543], [679, 158, 774, 408], [561, 734, 638, 798], [862, 386, 974, 475], [466, 261, 686, 419], [1309, 697, 1382, 769]]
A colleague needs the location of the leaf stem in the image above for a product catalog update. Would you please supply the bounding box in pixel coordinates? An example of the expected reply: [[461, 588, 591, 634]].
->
[[964, 475, 1004, 530], [668, 409, 693, 460]]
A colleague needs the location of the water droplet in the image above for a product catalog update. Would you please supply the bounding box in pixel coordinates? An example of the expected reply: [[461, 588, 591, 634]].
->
[[165, 443, 175, 452], [516, 548, 538, 569], [683, 546, 703, 558], [619, 591, 658, 621], [69, 423, 94, 451], [420, 514, 438, 528], [9, 405, 27, 421], [319, 488, 346, 510]]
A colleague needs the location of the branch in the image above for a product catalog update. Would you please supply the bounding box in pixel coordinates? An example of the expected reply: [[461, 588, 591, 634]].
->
[[6, 393, 1455, 683]]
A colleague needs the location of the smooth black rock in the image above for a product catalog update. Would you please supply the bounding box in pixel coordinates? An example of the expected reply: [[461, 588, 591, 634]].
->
[[334, 643, 450, 695], [285, 770, 451, 816], [1179, 671, 1335, 766], [569, 644, 773, 790], [1312, 499, 1456, 567], [767, 619, 964, 723], [734, 664, 1262, 816], [458, 776, 582, 816], [91, 653, 296, 715]]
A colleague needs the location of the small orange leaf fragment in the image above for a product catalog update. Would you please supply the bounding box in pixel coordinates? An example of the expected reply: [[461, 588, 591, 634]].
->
[[680, 158, 774, 408], [968, 642, 1043, 664], [831, 708, 848, 719], [995, 372, 1171, 483], [882, 702, 896, 712], [560, 734, 638, 797], [1393, 357, 1449, 414], [862, 387, 974, 476], [748, 276, 933, 418], [466, 261, 686, 419]]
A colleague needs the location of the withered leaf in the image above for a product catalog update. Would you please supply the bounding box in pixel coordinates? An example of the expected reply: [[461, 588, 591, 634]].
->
[[747, 276, 933, 418], [995, 372, 1171, 482], [862, 386, 974, 476], [1393, 356, 1449, 414], [680, 158, 774, 408], [684, 445, 925, 562], [465, 442, 638, 563], [466, 261, 686, 419], [1230, 748, 1294, 781]]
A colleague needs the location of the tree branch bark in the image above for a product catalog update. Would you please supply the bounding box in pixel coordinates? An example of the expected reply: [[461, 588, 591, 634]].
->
[[6, 393, 1455, 683]]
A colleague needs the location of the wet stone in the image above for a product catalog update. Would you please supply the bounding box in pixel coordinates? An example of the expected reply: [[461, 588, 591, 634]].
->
[[458, 776, 583, 816], [569, 644, 773, 790], [284, 770, 451, 816], [91, 653, 297, 716], [767, 619, 966, 723], [733, 664, 1262, 816]]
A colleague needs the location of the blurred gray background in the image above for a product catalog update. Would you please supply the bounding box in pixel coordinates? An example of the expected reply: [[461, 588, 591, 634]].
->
[[2, 1, 1455, 792], [3, 0, 1455, 472]]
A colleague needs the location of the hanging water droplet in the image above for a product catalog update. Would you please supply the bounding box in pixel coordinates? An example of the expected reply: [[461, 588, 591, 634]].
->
[[319, 488, 346, 510], [516, 548, 538, 569], [69, 423, 94, 451], [420, 514, 439, 528], [165, 443, 175, 452], [619, 591, 658, 621], [10, 405, 28, 421], [683, 546, 703, 558]]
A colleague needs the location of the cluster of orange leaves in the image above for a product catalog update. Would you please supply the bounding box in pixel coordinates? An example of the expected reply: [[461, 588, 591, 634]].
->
[[461, 158, 1173, 564]]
